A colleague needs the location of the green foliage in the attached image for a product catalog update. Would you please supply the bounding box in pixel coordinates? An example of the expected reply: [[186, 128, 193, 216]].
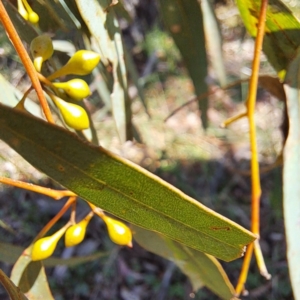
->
[[0, 104, 255, 262], [1, 0, 300, 299]]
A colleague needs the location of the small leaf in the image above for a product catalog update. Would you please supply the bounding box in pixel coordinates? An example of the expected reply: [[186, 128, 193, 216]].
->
[[283, 49, 300, 299], [10, 247, 54, 300], [133, 226, 237, 299], [0, 104, 255, 261]]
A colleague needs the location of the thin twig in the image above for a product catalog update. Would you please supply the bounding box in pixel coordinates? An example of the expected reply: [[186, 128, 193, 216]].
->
[[164, 79, 249, 122], [34, 196, 76, 241], [235, 0, 270, 295], [0, 176, 76, 200]]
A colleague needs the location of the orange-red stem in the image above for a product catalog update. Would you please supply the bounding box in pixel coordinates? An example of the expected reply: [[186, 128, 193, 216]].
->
[[0, 176, 76, 200]]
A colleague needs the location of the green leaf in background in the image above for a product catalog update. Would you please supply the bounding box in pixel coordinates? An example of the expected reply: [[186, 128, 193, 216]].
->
[[75, 0, 133, 142], [124, 45, 150, 117], [0, 242, 108, 267], [0, 104, 255, 261], [201, 0, 227, 87], [158, 0, 208, 128], [283, 49, 300, 300], [133, 226, 237, 300], [0, 269, 27, 300], [10, 247, 54, 300], [236, 0, 300, 74]]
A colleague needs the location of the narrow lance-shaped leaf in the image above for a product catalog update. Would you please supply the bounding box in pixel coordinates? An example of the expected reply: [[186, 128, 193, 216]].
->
[[75, 0, 132, 142], [0, 104, 255, 261], [133, 226, 237, 300], [201, 0, 227, 87], [283, 49, 300, 300], [158, 0, 208, 128]]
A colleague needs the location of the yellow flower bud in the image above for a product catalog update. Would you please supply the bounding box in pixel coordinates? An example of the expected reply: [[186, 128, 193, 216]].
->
[[50, 93, 90, 130], [30, 35, 53, 72], [28, 11, 39, 24], [102, 215, 132, 247], [17, 0, 29, 20], [65, 212, 94, 247], [47, 50, 100, 80], [21, 0, 39, 24], [31, 226, 67, 261], [53, 79, 91, 101]]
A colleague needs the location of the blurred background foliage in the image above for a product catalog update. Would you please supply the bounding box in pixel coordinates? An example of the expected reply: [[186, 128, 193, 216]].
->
[[0, 0, 298, 299]]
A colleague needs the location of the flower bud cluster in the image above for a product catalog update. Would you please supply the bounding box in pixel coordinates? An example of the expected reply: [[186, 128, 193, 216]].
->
[[27, 35, 101, 131], [31, 211, 132, 261]]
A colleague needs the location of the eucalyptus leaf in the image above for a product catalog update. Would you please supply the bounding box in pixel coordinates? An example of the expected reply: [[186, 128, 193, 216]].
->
[[158, 0, 208, 128], [133, 226, 237, 300], [201, 0, 227, 87], [75, 0, 132, 142], [0, 104, 255, 261]]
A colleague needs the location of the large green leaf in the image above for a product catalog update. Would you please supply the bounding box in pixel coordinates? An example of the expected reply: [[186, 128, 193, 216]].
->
[[0, 104, 255, 261], [236, 0, 300, 74], [283, 49, 300, 300], [158, 0, 208, 128], [133, 226, 237, 300], [10, 246, 54, 300], [0, 269, 27, 300]]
